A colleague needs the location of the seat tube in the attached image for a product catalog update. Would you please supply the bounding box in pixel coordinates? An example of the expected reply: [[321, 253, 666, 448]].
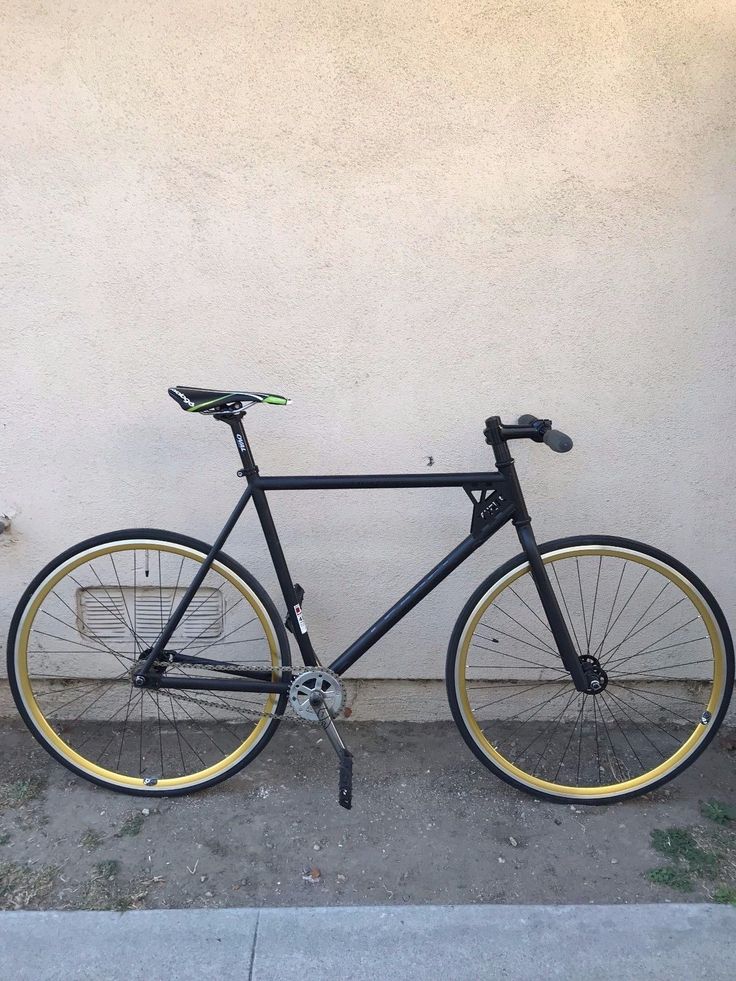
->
[[249, 482, 320, 667]]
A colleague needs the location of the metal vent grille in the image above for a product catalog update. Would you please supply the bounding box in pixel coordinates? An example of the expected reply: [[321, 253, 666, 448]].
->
[[77, 587, 225, 645]]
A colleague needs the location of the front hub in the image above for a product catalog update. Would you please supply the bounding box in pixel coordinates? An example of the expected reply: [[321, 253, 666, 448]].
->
[[579, 654, 608, 694]]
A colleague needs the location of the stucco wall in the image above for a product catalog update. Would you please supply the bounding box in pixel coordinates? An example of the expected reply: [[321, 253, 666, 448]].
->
[[2, 2, 735, 710]]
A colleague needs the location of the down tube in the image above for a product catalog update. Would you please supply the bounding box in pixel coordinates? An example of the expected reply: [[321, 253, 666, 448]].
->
[[329, 507, 514, 676]]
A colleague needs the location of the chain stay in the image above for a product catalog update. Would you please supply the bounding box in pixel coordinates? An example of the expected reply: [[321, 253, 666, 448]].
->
[[153, 658, 328, 727]]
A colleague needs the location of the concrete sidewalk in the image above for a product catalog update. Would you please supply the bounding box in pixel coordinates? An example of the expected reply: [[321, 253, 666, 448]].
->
[[0, 904, 734, 980]]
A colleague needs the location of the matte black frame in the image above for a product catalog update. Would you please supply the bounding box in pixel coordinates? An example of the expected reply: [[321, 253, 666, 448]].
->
[[137, 413, 588, 696]]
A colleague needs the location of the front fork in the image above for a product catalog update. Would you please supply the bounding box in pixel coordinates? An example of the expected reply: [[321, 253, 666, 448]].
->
[[516, 522, 591, 693]]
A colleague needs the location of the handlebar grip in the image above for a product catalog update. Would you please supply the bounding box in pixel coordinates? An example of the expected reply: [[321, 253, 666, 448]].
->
[[516, 414, 573, 452], [544, 429, 573, 453]]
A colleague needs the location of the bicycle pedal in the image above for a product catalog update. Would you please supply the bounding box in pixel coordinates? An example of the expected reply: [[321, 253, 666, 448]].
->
[[284, 583, 305, 634], [338, 749, 353, 810]]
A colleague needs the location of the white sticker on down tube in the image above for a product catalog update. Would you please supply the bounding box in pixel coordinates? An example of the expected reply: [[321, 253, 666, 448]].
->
[[293, 603, 308, 634]]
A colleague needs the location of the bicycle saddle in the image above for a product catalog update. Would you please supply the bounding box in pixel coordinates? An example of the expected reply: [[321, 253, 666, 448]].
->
[[168, 386, 290, 413]]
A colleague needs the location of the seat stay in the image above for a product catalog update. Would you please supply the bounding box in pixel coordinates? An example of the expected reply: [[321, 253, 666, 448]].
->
[[133, 483, 254, 680]]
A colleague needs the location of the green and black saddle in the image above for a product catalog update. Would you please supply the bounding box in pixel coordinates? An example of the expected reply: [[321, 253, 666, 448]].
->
[[168, 386, 289, 413]]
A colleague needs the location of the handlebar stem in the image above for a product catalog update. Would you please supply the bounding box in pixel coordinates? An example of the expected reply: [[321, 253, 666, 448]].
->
[[484, 416, 550, 447]]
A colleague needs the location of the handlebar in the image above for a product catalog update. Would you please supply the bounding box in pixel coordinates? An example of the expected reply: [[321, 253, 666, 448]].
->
[[517, 415, 573, 453], [483, 414, 573, 454]]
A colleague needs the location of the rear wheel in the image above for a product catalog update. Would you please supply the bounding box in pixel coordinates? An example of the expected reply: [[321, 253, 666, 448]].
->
[[8, 529, 291, 795], [447, 536, 733, 803]]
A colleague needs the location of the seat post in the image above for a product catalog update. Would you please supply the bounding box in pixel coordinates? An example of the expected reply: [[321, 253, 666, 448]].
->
[[217, 410, 258, 477]]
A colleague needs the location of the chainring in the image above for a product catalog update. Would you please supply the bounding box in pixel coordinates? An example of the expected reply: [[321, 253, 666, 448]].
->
[[289, 668, 346, 722]]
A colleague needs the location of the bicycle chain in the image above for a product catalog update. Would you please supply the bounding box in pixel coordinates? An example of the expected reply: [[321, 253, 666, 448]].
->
[[152, 659, 330, 729]]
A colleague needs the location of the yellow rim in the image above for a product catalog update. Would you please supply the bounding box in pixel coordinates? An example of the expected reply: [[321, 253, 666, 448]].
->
[[14, 540, 282, 791], [456, 545, 727, 799]]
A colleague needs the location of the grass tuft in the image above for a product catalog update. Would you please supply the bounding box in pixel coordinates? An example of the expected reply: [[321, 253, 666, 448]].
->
[[93, 860, 121, 881], [650, 828, 717, 876], [713, 885, 736, 905], [647, 866, 693, 892], [700, 800, 736, 826], [116, 813, 144, 838], [79, 829, 104, 851], [0, 776, 47, 809], [0, 862, 58, 910]]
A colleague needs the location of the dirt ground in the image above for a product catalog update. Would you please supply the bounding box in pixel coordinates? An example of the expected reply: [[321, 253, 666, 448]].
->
[[1, 719, 735, 911]]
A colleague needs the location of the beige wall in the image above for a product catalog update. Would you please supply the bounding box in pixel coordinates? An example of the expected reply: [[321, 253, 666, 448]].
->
[[2, 2, 735, 707]]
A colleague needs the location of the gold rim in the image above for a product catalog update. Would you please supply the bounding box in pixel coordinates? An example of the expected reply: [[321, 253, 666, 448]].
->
[[13, 540, 282, 791], [456, 545, 727, 799]]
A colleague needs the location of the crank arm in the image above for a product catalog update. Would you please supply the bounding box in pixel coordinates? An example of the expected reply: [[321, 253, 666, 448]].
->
[[314, 700, 354, 810]]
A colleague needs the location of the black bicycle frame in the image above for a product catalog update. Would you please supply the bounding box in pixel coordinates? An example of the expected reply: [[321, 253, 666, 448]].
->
[[137, 414, 588, 694]]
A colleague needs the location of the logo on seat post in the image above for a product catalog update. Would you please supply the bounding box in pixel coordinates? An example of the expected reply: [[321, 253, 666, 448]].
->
[[236, 434, 246, 453]]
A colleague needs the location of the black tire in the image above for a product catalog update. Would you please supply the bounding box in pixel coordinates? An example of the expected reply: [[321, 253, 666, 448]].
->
[[446, 535, 734, 804], [7, 528, 292, 796]]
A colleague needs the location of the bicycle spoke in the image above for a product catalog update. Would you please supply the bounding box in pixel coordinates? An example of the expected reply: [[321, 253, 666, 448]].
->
[[470, 642, 565, 673], [603, 688, 678, 754], [471, 680, 564, 714], [162, 690, 236, 757], [592, 695, 602, 785], [553, 695, 585, 781], [551, 565, 584, 655], [108, 553, 140, 658], [155, 690, 165, 777], [610, 683, 698, 726], [477, 624, 559, 659], [495, 683, 571, 739], [158, 550, 165, 637], [599, 581, 669, 664], [575, 560, 589, 655], [508, 585, 554, 635], [599, 692, 646, 772], [619, 658, 712, 678], [175, 615, 259, 659], [490, 602, 558, 654], [605, 617, 701, 672], [29, 630, 110, 655], [516, 688, 578, 760], [167, 556, 186, 622], [591, 568, 649, 659], [41, 601, 131, 669], [42, 675, 127, 716], [586, 557, 602, 656], [613, 680, 704, 706], [596, 562, 626, 657], [69, 573, 146, 653], [116, 684, 138, 770]]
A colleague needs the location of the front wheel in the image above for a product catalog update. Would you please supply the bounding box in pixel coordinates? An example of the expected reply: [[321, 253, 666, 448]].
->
[[7, 529, 291, 796], [447, 535, 733, 803]]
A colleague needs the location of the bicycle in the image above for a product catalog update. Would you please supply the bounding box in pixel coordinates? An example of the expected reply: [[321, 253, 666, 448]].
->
[[7, 386, 734, 809]]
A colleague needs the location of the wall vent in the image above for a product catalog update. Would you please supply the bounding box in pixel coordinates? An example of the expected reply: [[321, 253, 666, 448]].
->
[[77, 587, 224, 645]]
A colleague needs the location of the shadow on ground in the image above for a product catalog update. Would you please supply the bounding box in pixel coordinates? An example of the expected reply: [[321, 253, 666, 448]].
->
[[1, 721, 735, 910]]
